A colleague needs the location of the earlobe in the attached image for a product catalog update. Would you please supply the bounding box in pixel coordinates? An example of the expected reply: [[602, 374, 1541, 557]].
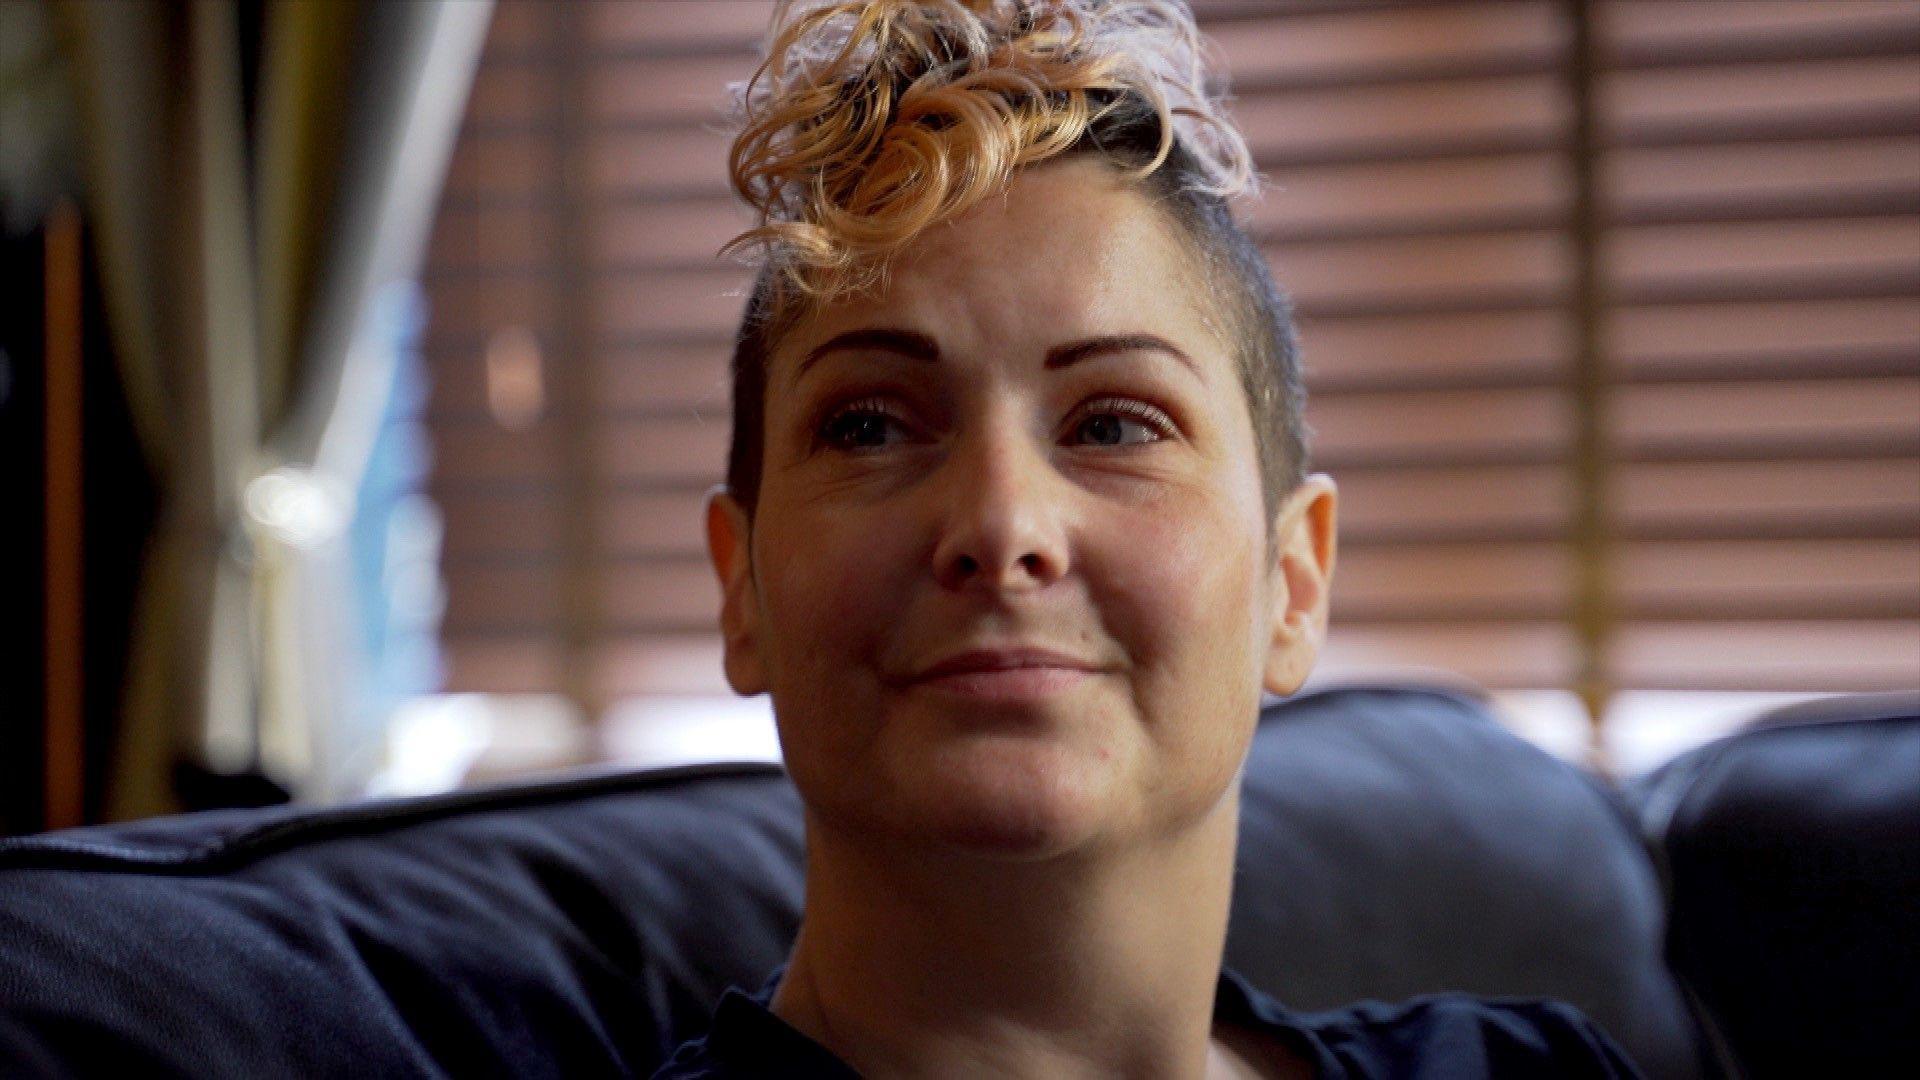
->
[[1261, 474, 1338, 698], [705, 488, 769, 696]]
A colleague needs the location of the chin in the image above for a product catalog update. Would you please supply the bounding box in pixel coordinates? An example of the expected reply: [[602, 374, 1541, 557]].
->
[[884, 733, 1133, 859]]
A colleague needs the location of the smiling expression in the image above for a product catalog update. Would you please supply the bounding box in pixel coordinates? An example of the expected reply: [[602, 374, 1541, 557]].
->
[[707, 158, 1332, 858]]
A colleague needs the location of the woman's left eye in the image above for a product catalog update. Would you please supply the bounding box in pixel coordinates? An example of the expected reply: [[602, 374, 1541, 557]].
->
[[1066, 399, 1172, 447]]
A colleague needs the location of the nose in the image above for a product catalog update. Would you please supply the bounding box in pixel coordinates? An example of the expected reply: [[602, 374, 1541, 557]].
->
[[930, 425, 1070, 594]]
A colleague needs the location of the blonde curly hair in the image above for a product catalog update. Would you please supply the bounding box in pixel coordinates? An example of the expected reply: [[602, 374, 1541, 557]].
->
[[719, 0, 1307, 522], [723, 0, 1256, 300]]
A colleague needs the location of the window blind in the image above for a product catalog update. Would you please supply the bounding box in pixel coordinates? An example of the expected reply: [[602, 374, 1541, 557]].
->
[[1594, 0, 1920, 691], [421, 0, 1920, 719]]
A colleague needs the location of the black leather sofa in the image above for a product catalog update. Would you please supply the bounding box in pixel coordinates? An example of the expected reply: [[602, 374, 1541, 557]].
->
[[1629, 691, 1919, 1078], [2, 684, 1913, 1079]]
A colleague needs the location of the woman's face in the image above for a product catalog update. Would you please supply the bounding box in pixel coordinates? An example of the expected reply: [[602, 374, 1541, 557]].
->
[[708, 158, 1336, 858]]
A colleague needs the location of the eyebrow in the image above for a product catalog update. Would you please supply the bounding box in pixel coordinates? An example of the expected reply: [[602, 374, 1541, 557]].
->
[[797, 328, 940, 381], [795, 328, 1202, 382]]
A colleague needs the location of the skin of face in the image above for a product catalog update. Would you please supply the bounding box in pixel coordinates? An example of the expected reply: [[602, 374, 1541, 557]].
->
[[707, 157, 1337, 861]]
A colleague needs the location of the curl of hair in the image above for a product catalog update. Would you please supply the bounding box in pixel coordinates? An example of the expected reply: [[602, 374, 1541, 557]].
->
[[723, 0, 1255, 303]]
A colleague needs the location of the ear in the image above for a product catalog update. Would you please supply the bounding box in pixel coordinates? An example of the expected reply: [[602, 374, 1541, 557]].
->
[[706, 488, 768, 696], [1261, 473, 1338, 697]]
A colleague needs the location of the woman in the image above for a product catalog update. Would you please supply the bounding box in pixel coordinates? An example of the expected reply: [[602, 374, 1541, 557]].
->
[[660, 2, 1641, 1076]]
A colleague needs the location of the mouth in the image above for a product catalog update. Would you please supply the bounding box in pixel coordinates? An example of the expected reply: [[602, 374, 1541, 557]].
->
[[906, 647, 1105, 703]]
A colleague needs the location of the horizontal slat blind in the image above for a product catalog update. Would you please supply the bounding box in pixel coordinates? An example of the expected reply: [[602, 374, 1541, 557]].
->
[[1595, 0, 1920, 691], [1228, 0, 1581, 688], [430, 0, 760, 701], [421, 0, 1920, 707]]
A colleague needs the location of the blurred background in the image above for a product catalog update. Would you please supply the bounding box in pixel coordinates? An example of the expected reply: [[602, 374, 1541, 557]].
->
[[4, 0, 1917, 834]]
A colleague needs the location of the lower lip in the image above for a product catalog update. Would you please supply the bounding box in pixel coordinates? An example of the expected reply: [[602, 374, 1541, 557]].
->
[[913, 666, 1094, 702]]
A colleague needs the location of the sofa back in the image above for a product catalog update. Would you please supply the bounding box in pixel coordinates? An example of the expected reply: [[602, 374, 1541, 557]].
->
[[1634, 692, 1920, 1080], [0, 685, 1705, 1078], [1229, 685, 1702, 1078]]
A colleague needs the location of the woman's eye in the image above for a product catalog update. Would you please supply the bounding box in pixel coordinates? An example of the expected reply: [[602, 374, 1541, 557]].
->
[[819, 404, 909, 450], [1067, 401, 1170, 447]]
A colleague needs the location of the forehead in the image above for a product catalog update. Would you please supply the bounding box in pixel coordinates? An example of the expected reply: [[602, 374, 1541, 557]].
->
[[776, 159, 1225, 372]]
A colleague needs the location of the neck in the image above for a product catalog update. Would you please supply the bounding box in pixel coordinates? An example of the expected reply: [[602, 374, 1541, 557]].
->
[[771, 788, 1242, 1079]]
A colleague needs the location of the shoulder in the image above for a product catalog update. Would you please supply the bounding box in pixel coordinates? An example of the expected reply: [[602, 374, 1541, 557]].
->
[[1220, 969, 1642, 1079], [651, 1032, 729, 1080], [650, 975, 861, 1080], [651, 1023, 859, 1080], [1301, 994, 1646, 1079]]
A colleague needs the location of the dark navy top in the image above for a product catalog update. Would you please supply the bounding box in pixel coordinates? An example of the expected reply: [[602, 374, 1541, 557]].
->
[[652, 966, 1645, 1078]]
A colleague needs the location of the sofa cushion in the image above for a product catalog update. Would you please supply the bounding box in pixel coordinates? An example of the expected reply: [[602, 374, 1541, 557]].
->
[[0, 764, 805, 1078], [1631, 691, 1920, 1079], [0, 684, 1703, 1077], [1229, 684, 1704, 1080]]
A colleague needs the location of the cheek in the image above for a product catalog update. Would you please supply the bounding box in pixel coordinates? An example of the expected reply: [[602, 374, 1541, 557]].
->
[[1102, 489, 1262, 657], [755, 502, 916, 680], [1090, 484, 1268, 755]]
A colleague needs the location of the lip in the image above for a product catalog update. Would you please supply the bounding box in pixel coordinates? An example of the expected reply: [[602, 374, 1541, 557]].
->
[[916, 647, 1101, 679], [906, 647, 1104, 703]]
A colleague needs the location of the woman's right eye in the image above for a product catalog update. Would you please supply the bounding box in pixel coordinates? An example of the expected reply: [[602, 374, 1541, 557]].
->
[[818, 401, 910, 451]]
